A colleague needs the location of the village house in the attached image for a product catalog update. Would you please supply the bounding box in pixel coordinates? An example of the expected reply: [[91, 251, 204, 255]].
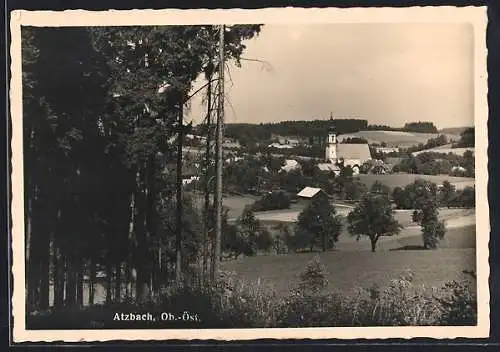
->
[[222, 138, 241, 149], [280, 159, 302, 173], [375, 146, 400, 154]]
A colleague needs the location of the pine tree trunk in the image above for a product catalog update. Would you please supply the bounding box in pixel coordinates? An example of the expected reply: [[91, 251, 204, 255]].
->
[[106, 263, 113, 304], [89, 258, 96, 306], [76, 256, 84, 307], [114, 262, 122, 303], [127, 187, 136, 301], [65, 257, 77, 307], [38, 230, 50, 310], [53, 250, 60, 308], [175, 105, 184, 284]]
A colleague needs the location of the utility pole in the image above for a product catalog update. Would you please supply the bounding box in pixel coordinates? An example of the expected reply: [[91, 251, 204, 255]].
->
[[212, 24, 224, 282], [175, 103, 184, 283], [202, 70, 213, 285]]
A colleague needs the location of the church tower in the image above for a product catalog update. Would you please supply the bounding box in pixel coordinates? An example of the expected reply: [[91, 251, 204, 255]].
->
[[325, 126, 337, 163]]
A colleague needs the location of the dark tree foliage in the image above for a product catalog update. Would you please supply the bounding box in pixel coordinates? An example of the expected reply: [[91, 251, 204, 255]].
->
[[341, 137, 369, 144], [403, 122, 438, 133], [23, 24, 262, 312], [453, 127, 475, 148], [296, 196, 342, 252], [252, 191, 291, 212], [225, 119, 369, 147]]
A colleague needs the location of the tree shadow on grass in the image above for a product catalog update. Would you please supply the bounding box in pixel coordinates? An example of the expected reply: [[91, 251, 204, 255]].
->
[[389, 245, 427, 251]]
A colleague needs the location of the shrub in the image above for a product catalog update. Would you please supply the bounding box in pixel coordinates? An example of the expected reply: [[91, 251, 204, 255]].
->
[[297, 255, 329, 294], [436, 271, 477, 325], [252, 191, 291, 211]]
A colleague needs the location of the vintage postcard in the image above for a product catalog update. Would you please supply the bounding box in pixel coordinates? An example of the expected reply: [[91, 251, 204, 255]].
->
[[10, 6, 489, 342]]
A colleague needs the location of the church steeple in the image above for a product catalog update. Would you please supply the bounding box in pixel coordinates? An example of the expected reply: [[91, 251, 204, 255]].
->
[[325, 115, 337, 163]]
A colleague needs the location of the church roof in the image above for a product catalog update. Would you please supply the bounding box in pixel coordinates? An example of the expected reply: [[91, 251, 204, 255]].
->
[[337, 143, 371, 161]]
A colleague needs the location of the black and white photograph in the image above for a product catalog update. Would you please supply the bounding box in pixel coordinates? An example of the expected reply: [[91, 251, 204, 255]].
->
[[10, 6, 489, 342]]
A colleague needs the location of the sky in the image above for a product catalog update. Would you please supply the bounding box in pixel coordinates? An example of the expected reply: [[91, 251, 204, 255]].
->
[[186, 23, 474, 129]]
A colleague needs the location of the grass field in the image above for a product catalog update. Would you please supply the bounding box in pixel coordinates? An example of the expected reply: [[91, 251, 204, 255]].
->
[[337, 130, 461, 148], [412, 147, 474, 157], [222, 224, 476, 296], [358, 173, 475, 191]]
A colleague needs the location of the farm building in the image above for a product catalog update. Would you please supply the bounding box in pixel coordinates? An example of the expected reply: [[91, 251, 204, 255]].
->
[[316, 163, 341, 176], [280, 159, 301, 173], [296, 187, 329, 207]]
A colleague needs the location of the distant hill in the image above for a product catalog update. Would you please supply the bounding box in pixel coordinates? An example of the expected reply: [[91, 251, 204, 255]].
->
[[221, 119, 462, 148]]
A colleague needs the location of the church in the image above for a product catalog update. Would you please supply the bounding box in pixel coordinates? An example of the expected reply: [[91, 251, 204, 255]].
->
[[317, 126, 372, 175]]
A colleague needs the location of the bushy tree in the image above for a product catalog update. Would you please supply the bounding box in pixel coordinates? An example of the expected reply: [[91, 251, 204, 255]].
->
[[344, 178, 367, 200], [439, 181, 456, 208], [297, 255, 329, 295], [412, 197, 446, 249], [347, 194, 402, 252], [370, 180, 391, 196], [296, 195, 342, 252]]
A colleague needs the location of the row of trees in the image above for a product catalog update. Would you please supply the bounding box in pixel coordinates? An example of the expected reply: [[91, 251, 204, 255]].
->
[[393, 150, 475, 177], [392, 180, 475, 210], [23, 25, 262, 311]]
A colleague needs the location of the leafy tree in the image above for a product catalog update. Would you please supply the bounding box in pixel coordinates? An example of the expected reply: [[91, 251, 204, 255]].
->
[[454, 127, 475, 148], [412, 198, 446, 249], [236, 207, 265, 256], [452, 186, 475, 208], [296, 195, 342, 252], [347, 194, 402, 252], [370, 181, 391, 196], [344, 178, 367, 201], [439, 181, 457, 208]]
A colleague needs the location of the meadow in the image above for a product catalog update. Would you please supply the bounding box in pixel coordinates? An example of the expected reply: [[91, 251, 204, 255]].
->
[[222, 224, 476, 296], [337, 130, 461, 147], [412, 147, 475, 157], [358, 173, 475, 191]]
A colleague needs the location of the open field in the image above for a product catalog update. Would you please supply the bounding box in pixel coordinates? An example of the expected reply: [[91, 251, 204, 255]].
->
[[358, 173, 475, 191], [337, 130, 460, 148], [223, 224, 476, 296], [412, 147, 474, 157]]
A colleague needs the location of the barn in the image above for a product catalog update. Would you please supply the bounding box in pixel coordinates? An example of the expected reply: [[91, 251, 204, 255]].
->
[[296, 187, 329, 207]]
